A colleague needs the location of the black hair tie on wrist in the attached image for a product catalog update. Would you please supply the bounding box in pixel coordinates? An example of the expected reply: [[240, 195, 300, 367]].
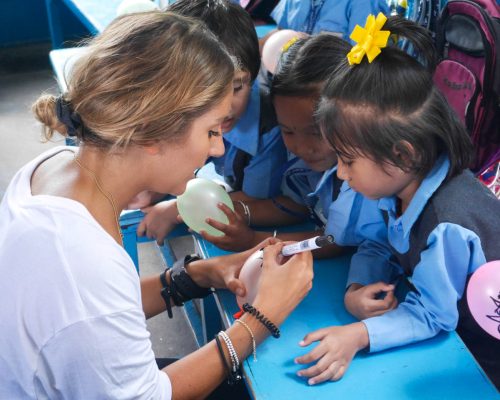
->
[[160, 269, 174, 319], [55, 96, 82, 137], [214, 334, 241, 385], [242, 303, 281, 338]]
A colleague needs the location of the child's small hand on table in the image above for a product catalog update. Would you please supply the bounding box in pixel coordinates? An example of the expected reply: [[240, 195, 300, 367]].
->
[[295, 322, 369, 385], [199, 202, 257, 251], [344, 282, 398, 320]]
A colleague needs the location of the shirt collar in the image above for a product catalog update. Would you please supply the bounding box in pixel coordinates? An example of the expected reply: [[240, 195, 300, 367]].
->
[[378, 155, 450, 235], [307, 163, 338, 199], [223, 80, 260, 156]]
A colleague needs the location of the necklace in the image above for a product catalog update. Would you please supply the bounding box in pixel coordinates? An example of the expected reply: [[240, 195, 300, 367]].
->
[[74, 156, 123, 244]]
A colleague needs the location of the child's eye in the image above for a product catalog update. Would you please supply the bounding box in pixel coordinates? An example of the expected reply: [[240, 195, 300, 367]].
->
[[233, 84, 243, 92], [208, 130, 221, 138], [281, 130, 293, 136]]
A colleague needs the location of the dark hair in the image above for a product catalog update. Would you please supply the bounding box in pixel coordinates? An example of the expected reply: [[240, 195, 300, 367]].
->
[[168, 0, 260, 81], [317, 16, 473, 179], [271, 33, 351, 98]]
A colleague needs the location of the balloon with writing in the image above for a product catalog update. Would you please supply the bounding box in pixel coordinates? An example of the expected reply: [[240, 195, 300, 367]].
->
[[236, 249, 264, 307], [467, 260, 500, 340], [177, 178, 234, 237]]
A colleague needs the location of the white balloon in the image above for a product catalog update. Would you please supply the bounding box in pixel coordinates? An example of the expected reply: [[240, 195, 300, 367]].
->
[[236, 249, 264, 307]]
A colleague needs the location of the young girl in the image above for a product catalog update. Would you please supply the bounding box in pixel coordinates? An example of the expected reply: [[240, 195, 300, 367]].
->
[[294, 14, 500, 388], [0, 12, 313, 399]]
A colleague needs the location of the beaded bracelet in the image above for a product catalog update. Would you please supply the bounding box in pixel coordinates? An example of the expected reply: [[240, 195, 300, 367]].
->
[[215, 332, 242, 384], [242, 303, 281, 338], [219, 331, 240, 372]]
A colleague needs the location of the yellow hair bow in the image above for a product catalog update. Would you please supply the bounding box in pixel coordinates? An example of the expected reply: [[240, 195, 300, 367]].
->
[[347, 13, 390, 65]]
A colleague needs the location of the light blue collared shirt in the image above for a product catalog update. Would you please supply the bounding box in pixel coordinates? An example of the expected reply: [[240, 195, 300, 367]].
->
[[211, 80, 287, 198], [281, 159, 382, 246], [356, 157, 491, 353], [271, 0, 390, 40]]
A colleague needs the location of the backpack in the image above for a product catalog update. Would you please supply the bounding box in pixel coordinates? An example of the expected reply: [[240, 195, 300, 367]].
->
[[433, 0, 500, 173]]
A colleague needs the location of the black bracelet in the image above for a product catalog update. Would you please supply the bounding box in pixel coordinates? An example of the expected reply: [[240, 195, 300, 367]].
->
[[214, 334, 240, 385], [170, 254, 211, 302], [242, 303, 281, 338], [159, 269, 174, 319]]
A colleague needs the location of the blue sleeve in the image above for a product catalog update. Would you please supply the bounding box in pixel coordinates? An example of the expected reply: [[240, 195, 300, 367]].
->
[[347, 240, 399, 288], [241, 127, 288, 198], [270, 0, 291, 28], [344, 197, 399, 287], [342, 0, 390, 41], [363, 223, 487, 353]]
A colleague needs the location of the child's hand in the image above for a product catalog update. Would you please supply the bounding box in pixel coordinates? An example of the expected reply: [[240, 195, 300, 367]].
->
[[294, 322, 369, 385], [136, 199, 180, 245], [199, 202, 257, 251], [344, 282, 398, 320]]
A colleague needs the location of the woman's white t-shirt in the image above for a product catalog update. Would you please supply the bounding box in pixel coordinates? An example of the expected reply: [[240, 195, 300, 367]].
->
[[0, 147, 172, 399]]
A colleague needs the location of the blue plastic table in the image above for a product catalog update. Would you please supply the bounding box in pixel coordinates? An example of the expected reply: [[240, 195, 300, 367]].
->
[[195, 238, 499, 399]]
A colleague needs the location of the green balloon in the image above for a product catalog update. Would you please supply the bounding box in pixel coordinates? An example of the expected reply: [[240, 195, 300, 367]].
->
[[177, 178, 234, 237]]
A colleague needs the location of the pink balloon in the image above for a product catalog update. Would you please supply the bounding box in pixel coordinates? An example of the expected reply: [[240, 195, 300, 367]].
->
[[261, 29, 308, 74], [236, 249, 264, 307], [467, 260, 500, 340]]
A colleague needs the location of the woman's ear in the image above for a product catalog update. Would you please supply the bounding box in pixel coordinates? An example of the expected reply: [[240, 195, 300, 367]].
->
[[392, 140, 418, 168]]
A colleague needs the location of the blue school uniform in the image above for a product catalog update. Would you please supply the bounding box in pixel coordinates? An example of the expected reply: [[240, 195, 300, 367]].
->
[[270, 0, 390, 39], [351, 156, 500, 388], [210, 80, 287, 199], [280, 158, 383, 245]]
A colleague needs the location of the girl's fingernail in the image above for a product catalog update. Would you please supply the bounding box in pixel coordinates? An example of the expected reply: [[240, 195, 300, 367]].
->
[[308, 379, 315, 385], [299, 340, 305, 346]]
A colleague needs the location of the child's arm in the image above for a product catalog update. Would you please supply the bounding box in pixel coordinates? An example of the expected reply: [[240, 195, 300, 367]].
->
[[136, 199, 180, 245], [239, 196, 309, 227], [200, 202, 342, 255], [361, 224, 474, 352]]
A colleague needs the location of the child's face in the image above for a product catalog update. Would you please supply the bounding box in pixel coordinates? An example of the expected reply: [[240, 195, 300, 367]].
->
[[274, 95, 337, 172], [336, 154, 418, 203], [220, 70, 252, 133]]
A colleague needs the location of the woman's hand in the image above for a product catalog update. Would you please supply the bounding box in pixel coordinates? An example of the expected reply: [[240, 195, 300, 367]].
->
[[344, 282, 398, 320], [186, 237, 279, 297], [136, 199, 180, 245], [199, 202, 258, 251], [252, 242, 314, 326], [294, 322, 369, 385]]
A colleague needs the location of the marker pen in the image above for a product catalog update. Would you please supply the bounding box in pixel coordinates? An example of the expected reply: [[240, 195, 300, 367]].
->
[[281, 235, 334, 256]]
